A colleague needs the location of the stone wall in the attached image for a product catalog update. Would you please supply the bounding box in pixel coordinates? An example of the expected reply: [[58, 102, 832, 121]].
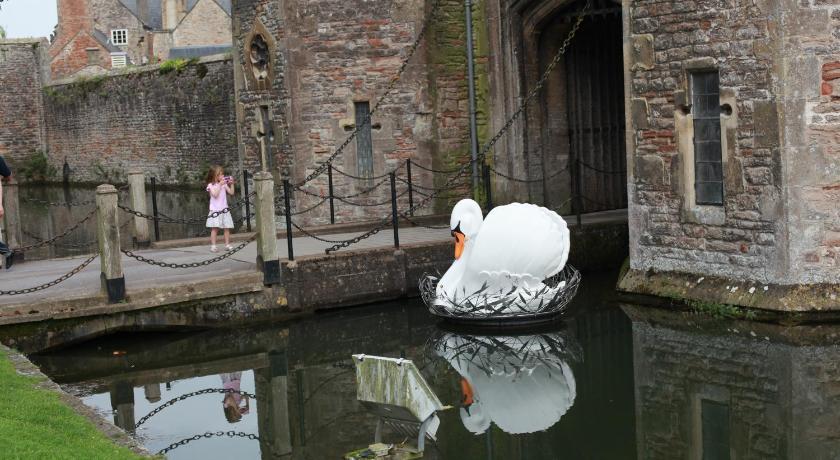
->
[[624, 0, 840, 287], [0, 39, 49, 167], [231, 0, 479, 224], [42, 56, 237, 185]]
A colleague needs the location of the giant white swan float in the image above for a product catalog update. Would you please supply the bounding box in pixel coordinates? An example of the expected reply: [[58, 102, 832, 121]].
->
[[421, 199, 581, 322], [432, 330, 579, 435]]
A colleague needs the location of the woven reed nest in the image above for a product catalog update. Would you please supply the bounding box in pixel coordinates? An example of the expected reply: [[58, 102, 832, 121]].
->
[[420, 265, 581, 325]]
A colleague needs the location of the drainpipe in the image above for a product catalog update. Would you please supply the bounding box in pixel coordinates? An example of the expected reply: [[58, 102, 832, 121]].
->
[[465, 0, 480, 195]]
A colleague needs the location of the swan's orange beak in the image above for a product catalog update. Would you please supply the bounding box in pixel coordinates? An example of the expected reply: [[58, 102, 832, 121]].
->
[[453, 231, 466, 260], [460, 377, 474, 406]]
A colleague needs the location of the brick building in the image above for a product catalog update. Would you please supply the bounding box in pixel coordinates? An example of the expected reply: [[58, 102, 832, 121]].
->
[[50, 0, 232, 80]]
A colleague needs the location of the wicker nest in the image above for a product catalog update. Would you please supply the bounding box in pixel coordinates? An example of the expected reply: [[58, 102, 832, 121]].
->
[[420, 265, 581, 324]]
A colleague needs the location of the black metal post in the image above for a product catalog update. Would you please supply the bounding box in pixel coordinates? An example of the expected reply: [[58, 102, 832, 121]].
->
[[283, 179, 294, 261], [150, 176, 161, 241], [327, 164, 335, 224], [483, 161, 493, 211], [406, 159, 414, 216], [243, 170, 252, 232], [390, 172, 400, 249], [575, 158, 583, 227]]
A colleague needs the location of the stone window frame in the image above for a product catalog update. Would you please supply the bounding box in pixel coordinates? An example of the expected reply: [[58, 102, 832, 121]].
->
[[111, 29, 128, 46], [353, 101, 375, 182], [243, 20, 276, 91], [676, 58, 737, 226]]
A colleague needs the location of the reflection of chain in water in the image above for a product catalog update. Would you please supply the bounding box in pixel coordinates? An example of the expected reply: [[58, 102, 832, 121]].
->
[[157, 431, 259, 456], [136, 388, 257, 427]]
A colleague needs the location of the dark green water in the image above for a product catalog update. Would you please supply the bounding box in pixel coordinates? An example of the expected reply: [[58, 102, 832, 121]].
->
[[28, 271, 840, 459]]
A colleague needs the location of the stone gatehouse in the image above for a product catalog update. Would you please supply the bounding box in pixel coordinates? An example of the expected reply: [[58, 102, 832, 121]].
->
[[617, 0, 840, 310]]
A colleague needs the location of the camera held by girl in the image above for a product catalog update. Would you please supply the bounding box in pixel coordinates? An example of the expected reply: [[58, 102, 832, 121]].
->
[[205, 165, 235, 253]]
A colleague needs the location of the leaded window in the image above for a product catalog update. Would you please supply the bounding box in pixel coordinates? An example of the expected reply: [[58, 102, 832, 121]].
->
[[355, 101, 374, 179], [691, 71, 723, 205]]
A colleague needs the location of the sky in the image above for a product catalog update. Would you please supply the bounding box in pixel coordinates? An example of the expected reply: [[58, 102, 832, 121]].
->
[[0, 0, 58, 39]]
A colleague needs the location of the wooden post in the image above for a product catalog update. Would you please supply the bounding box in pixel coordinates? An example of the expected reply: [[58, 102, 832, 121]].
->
[[254, 172, 280, 285], [2, 176, 23, 262], [127, 169, 150, 248], [482, 162, 493, 211], [96, 184, 125, 303]]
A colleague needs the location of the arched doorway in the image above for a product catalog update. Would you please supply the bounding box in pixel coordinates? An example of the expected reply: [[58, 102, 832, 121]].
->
[[491, 0, 626, 213]]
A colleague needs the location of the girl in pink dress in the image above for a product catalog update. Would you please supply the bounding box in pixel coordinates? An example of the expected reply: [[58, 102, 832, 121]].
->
[[205, 165, 235, 252]]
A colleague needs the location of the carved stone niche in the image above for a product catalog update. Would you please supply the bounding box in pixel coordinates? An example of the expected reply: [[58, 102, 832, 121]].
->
[[244, 20, 276, 91]]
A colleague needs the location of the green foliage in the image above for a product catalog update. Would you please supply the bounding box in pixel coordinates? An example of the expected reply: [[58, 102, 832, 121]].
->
[[0, 349, 144, 459], [686, 299, 757, 320], [0, 25, 6, 39], [195, 63, 208, 79], [92, 161, 124, 184], [159, 57, 201, 75], [19, 151, 57, 183]]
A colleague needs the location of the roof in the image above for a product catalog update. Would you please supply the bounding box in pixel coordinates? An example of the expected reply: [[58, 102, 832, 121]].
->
[[91, 29, 122, 53], [118, 0, 163, 30], [188, 0, 231, 15], [118, 0, 231, 30], [168, 44, 231, 59]]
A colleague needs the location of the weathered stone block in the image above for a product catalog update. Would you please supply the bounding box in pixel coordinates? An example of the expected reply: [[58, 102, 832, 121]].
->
[[631, 34, 655, 71], [635, 155, 665, 185], [753, 100, 780, 149], [631, 98, 650, 129]]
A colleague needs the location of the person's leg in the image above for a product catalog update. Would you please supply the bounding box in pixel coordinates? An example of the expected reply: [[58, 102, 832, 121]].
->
[[210, 227, 218, 248], [224, 228, 231, 246]]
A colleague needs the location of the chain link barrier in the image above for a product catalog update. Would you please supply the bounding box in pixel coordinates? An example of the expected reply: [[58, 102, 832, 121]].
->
[[136, 388, 257, 427], [322, 0, 590, 253], [410, 162, 462, 174], [579, 161, 626, 175], [486, 163, 570, 183], [293, 0, 442, 189], [121, 234, 256, 269], [276, 196, 329, 216], [21, 197, 97, 207], [12, 208, 98, 252], [400, 213, 450, 229], [330, 161, 406, 181], [157, 431, 259, 455], [23, 229, 98, 250], [0, 254, 98, 296], [335, 188, 409, 207]]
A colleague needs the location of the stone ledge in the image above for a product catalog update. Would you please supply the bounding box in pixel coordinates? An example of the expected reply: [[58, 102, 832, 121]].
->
[[617, 268, 840, 316], [0, 271, 264, 326], [0, 344, 149, 456]]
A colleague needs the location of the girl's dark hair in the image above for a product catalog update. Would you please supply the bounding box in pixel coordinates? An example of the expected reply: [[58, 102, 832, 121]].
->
[[206, 165, 223, 185]]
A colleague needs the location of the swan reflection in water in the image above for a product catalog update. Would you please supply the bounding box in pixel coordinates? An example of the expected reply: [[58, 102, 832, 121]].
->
[[430, 328, 580, 435]]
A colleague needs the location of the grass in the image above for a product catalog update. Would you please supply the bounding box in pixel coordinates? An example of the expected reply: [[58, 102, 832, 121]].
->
[[0, 348, 146, 459], [685, 299, 757, 320]]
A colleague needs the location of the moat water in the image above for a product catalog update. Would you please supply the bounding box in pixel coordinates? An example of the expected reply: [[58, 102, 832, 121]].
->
[[26, 271, 840, 459], [18, 184, 244, 260]]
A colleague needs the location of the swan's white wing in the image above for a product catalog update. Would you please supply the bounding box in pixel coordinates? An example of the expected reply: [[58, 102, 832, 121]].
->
[[465, 203, 569, 291]]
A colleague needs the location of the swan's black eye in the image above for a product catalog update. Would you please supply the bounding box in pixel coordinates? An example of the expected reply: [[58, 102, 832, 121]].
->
[[451, 222, 461, 237]]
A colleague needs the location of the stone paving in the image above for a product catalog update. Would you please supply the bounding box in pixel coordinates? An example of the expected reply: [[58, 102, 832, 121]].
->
[[0, 209, 627, 311]]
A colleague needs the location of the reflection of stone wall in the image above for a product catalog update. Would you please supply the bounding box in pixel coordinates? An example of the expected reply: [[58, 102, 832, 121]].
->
[[629, 307, 840, 459]]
